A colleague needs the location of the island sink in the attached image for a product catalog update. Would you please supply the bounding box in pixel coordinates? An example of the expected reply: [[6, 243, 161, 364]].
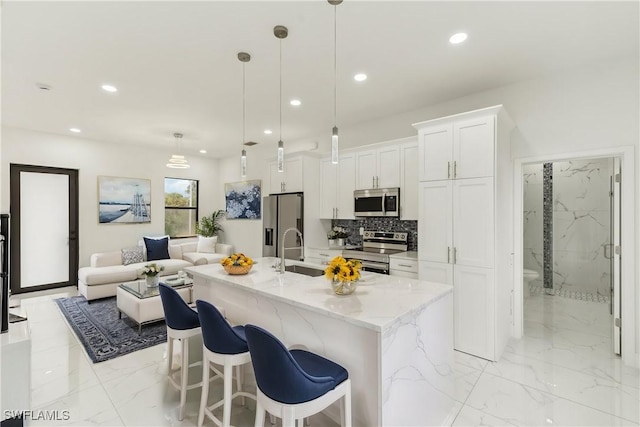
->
[[284, 264, 324, 277]]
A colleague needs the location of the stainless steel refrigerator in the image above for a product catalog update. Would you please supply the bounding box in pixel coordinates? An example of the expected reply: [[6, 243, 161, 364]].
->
[[262, 193, 304, 260]]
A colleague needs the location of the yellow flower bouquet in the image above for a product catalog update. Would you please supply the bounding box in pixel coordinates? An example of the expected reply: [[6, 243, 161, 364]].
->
[[324, 256, 362, 295], [221, 253, 254, 275]]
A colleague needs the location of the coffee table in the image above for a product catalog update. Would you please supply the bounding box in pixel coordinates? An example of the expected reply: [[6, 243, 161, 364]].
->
[[117, 275, 193, 334]]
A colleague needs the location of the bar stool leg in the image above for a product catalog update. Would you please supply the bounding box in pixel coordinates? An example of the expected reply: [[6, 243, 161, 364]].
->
[[167, 335, 174, 373], [179, 337, 189, 420], [222, 361, 233, 427], [235, 365, 245, 405], [197, 358, 210, 427], [254, 401, 266, 427], [344, 386, 352, 427]]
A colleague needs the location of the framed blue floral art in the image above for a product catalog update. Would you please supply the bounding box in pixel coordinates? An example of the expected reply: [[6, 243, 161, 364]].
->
[[224, 180, 261, 219]]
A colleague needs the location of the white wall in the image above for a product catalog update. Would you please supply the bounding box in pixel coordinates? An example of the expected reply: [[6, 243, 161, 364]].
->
[[0, 127, 222, 266]]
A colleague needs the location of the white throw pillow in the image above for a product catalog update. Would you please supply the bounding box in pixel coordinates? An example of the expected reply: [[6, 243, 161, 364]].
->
[[197, 236, 218, 253]]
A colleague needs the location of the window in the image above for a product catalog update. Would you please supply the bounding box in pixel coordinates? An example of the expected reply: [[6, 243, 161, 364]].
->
[[164, 178, 199, 238]]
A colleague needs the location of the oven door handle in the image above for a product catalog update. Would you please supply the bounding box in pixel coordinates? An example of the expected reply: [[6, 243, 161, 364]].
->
[[360, 260, 388, 270]]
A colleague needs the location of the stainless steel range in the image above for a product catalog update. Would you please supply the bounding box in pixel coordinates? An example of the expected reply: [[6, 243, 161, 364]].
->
[[342, 231, 408, 275]]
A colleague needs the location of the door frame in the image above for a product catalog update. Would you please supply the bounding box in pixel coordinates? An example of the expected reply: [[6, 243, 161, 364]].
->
[[512, 145, 636, 368], [9, 164, 79, 294]]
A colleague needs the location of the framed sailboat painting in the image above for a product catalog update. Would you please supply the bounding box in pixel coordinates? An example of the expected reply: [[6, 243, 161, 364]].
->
[[98, 176, 151, 223]]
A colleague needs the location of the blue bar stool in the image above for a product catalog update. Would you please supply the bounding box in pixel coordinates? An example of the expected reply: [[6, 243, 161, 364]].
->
[[159, 283, 204, 421], [245, 325, 352, 427], [196, 300, 256, 427]]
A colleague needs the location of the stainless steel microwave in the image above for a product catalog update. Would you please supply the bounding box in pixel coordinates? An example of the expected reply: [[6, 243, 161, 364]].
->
[[354, 188, 400, 217]]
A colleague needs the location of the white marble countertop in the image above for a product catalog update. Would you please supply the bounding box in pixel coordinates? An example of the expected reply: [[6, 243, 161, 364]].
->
[[186, 257, 451, 333], [389, 250, 418, 260]]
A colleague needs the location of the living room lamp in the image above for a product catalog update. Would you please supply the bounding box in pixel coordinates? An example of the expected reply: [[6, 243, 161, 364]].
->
[[167, 133, 190, 169], [329, 0, 342, 164], [238, 52, 251, 178], [274, 25, 288, 173]]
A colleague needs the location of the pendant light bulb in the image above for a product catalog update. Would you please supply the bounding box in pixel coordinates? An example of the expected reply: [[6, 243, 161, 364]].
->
[[277, 140, 284, 172], [241, 149, 247, 178], [331, 126, 339, 164]]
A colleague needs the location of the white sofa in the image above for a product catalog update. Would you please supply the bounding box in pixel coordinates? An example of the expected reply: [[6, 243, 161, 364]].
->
[[78, 241, 233, 301]]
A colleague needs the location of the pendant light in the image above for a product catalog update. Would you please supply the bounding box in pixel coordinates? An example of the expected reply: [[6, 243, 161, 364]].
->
[[238, 52, 251, 178], [329, 0, 342, 164], [166, 133, 190, 169], [274, 25, 288, 173]]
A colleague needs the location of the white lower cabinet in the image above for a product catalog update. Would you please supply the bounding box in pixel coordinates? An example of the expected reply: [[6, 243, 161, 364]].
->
[[419, 260, 453, 285], [389, 257, 418, 279], [453, 265, 495, 360]]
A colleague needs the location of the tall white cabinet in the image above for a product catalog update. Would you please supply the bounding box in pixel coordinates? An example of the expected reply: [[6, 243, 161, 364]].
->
[[414, 105, 514, 361]]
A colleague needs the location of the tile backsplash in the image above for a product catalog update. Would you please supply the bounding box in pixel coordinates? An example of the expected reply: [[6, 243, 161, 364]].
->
[[331, 218, 418, 251]]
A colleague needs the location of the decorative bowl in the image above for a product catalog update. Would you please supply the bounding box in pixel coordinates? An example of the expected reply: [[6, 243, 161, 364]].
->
[[331, 280, 358, 296], [223, 264, 252, 275]]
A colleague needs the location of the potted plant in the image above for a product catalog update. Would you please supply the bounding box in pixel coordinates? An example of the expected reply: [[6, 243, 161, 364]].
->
[[140, 263, 164, 287], [327, 226, 349, 247], [196, 209, 226, 238]]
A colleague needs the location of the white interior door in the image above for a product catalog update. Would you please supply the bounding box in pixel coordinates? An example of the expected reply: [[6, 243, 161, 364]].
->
[[20, 171, 70, 287], [612, 157, 621, 355]]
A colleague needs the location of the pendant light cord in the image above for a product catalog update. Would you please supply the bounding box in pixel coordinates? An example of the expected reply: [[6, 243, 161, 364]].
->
[[242, 60, 246, 147], [334, 4, 337, 126]]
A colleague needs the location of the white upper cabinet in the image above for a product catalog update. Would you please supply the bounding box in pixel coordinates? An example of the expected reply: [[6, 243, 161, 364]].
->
[[355, 145, 400, 190], [319, 153, 356, 219], [400, 140, 418, 220], [269, 157, 303, 194], [418, 115, 495, 182], [419, 124, 452, 181], [454, 117, 495, 179]]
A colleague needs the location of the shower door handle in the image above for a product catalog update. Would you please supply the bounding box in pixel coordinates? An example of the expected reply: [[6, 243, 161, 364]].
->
[[604, 244, 613, 259]]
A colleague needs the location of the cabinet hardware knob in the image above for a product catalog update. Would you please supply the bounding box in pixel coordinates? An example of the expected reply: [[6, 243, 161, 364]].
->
[[448, 162, 451, 179], [447, 247, 451, 264], [453, 161, 457, 178]]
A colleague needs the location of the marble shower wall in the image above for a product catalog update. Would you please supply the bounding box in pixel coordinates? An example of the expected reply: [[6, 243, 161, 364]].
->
[[552, 158, 612, 297], [523, 164, 544, 288]]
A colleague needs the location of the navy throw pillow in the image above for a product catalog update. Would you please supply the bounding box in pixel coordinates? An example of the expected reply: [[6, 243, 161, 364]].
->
[[144, 237, 170, 261]]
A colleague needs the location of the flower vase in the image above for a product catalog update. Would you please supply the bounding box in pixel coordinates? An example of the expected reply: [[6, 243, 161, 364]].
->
[[331, 279, 358, 296], [337, 238, 345, 247], [146, 275, 159, 287]]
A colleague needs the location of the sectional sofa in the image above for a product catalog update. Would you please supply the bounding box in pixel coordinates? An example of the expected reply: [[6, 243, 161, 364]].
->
[[78, 240, 233, 301]]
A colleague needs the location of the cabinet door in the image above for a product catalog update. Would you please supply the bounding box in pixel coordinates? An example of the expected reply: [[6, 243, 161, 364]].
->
[[284, 157, 303, 192], [418, 181, 452, 263], [400, 142, 418, 220], [376, 145, 400, 188], [453, 116, 495, 179], [453, 177, 494, 268], [454, 265, 495, 360], [419, 124, 452, 182], [355, 149, 378, 189], [336, 153, 356, 219], [418, 261, 453, 285], [319, 158, 337, 219], [269, 162, 283, 194]]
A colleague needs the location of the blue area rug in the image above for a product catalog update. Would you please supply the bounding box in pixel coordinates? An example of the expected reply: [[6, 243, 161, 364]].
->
[[55, 296, 167, 363]]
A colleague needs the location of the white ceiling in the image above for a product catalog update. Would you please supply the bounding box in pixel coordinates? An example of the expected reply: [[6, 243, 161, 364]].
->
[[2, 1, 638, 158]]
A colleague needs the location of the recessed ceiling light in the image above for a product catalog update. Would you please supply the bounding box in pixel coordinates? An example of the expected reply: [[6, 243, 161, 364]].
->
[[199, 149, 207, 154], [354, 73, 367, 82], [449, 33, 468, 44], [264, 129, 273, 135], [101, 84, 118, 93], [290, 99, 301, 106], [69, 128, 81, 133]]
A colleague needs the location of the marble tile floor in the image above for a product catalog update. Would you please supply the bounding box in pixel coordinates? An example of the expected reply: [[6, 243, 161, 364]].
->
[[10, 286, 639, 426]]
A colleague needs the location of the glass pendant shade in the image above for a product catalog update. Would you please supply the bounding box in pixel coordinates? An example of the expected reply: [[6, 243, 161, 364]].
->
[[241, 149, 247, 178], [331, 126, 339, 164], [277, 140, 284, 172], [166, 133, 190, 169]]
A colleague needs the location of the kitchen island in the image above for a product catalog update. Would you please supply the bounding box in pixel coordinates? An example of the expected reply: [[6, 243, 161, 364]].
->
[[187, 258, 456, 426]]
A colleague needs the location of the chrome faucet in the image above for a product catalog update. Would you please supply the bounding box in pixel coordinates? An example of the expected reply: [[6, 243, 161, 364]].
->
[[280, 227, 304, 274]]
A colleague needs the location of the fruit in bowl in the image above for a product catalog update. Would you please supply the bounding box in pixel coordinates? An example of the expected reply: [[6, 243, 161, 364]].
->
[[221, 253, 253, 275]]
